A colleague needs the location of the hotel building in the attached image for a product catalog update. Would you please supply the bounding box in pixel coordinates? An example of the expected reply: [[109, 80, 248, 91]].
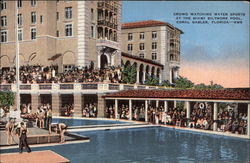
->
[[121, 20, 183, 83], [0, 0, 122, 72], [0, 0, 186, 118]]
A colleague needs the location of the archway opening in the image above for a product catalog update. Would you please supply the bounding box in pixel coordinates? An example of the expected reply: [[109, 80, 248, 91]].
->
[[100, 54, 108, 69]]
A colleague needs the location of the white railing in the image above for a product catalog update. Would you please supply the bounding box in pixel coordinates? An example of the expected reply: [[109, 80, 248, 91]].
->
[[0, 83, 169, 93]]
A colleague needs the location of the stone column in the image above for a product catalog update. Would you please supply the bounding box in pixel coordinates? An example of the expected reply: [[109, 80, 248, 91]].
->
[[31, 94, 40, 113], [145, 100, 148, 122], [73, 93, 82, 117], [156, 100, 159, 108], [97, 93, 105, 118], [186, 101, 190, 127], [174, 100, 177, 108], [164, 101, 168, 112], [213, 102, 218, 131], [186, 101, 190, 119], [159, 72, 162, 84], [143, 70, 146, 84], [129, 99, 132, 120], [52, 93, 60, 116], [247, 103, 250, 138], [136, 68, 140, 84], [115, 99, 118, 119], [169, 69, 172, 84]]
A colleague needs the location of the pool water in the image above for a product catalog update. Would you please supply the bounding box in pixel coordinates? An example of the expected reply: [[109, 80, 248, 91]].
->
[[1, 127, 249, 163], [52, 118, 130, 126]]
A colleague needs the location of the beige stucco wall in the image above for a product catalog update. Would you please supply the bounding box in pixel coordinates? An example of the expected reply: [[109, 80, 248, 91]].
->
[[121, 26, 162, 63]]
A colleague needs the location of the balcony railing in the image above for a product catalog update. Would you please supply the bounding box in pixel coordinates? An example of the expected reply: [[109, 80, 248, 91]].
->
[[20, 85, 31, 90], [0, 83, 168, 93], [0, 84, 11, 91], [60, 84, 74, 90], [39, 84, 52, 90], [82, 84, 98, 90], [97, 2, 118, 13], [124, 85, 134, 90], [97, 20, 117, 29], [109, 84, 119, 90], [96, 39, 119, 49], [137, 86, 146, 89]]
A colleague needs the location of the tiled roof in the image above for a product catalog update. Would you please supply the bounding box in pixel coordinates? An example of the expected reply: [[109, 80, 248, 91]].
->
[[105, 88, 250, 101], [122, 20, 184, 34], [122, 52, 164, 68]]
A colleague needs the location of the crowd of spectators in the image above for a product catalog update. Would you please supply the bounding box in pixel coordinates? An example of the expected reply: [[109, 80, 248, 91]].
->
[[82, 103, 98, 117], [61, 104, 74, 117], [104, 102, 248, 135], [0, 65, 122, 84], [217, 110, 247, 134]]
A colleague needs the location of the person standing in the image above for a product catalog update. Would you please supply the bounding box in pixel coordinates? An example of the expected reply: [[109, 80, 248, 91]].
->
[[5, 118, 14, 145], [47, 108, 52, 129], [19, 122, 31, 153]]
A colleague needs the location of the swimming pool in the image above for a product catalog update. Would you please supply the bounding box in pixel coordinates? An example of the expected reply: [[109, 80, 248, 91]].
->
[[52, 118, 131, 126], [1, 127, 249, 163]]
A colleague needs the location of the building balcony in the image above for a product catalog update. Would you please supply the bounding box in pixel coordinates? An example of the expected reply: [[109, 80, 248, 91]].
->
[[169, 49, 180, 54], [0, 83, 168, 94], [170, 38, 180, 43], [97, 2, 117, 13], [97, 20, 117, 29], [96, 39, 119, 50]]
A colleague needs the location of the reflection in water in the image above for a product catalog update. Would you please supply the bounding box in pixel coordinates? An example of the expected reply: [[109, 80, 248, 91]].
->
[[1, 127, 249, 163]]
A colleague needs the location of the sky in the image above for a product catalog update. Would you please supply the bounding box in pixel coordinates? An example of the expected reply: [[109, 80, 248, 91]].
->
[[122, 1, 249, 88]]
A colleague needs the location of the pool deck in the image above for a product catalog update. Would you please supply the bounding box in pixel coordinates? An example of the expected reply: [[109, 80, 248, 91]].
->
[[0, 127, 89, 150], [0, 150, 70, 163]]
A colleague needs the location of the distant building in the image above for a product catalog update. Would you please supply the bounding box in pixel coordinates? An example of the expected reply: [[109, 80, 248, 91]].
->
[[0, 0, 122, 72], [121, 20, 183, 83]]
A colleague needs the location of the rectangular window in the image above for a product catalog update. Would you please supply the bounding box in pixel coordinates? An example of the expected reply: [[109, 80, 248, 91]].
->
[[139, 43, 144, 50], [40, 15, 43, 23], [140, 32, 144, 40], [91, 8, 94, 21], [91, 26, 95, 38], [64, 65, 73, 72], [17, 0, 22, 8], [65, 7, 72, 19], [128, 33, 133, 41], [152, 52, 157, 60], [152, 31, 157, 39], [1, 16, 7, 27], [139, 53, 144, 58], [31, 12, 36, 24], [31, 28, 36, 40], [65, 24, 72, 36], [127, 44, 133, 51], [18, 14, 23, 25], [31, 0, 36, 7], [1, 30, 7, 42], [1, 0, 7, 10], [56, 30, 59, 37], [152, 42, 157, 50], [56, 12, 59, 21], [18, 29, 23, 41]]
